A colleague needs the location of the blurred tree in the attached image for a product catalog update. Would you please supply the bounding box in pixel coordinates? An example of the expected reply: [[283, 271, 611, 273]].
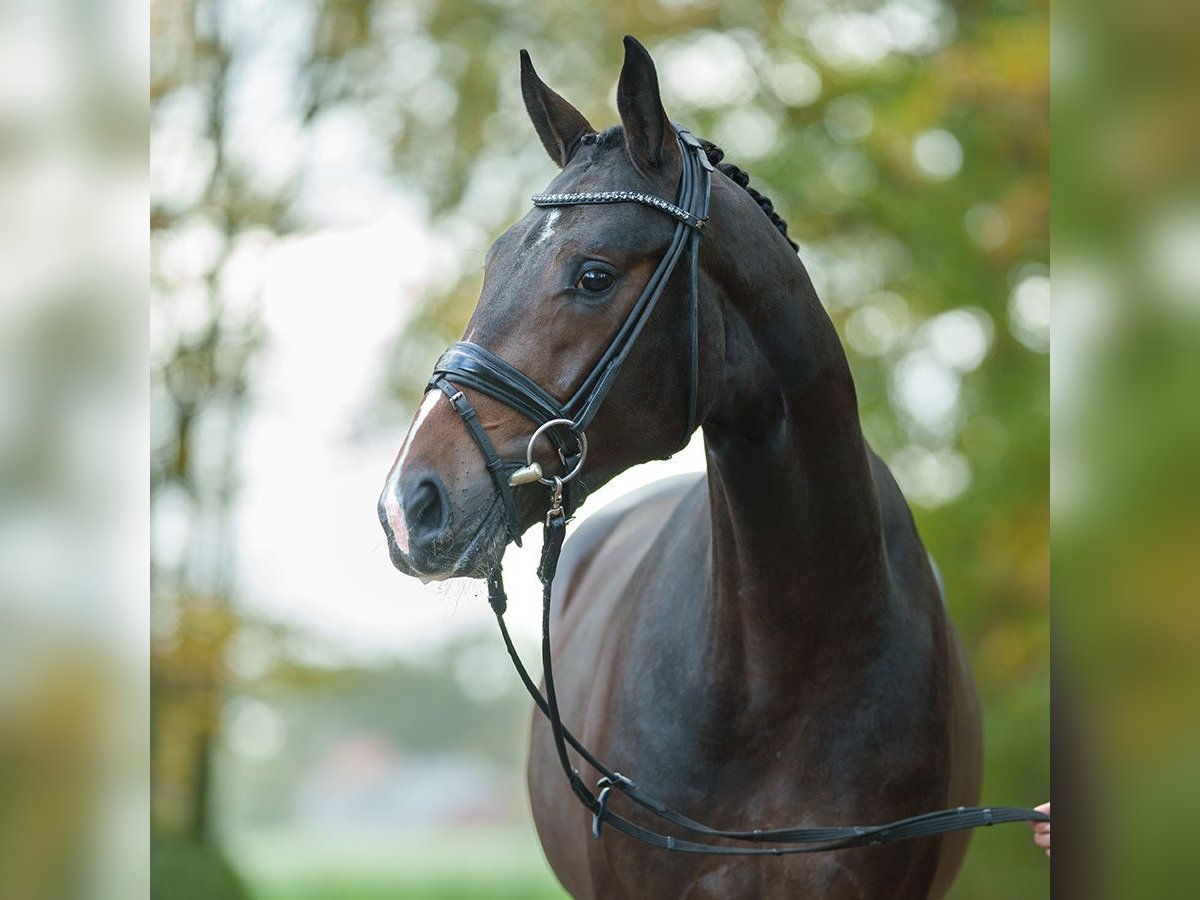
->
[[151, 0, 300, 882]]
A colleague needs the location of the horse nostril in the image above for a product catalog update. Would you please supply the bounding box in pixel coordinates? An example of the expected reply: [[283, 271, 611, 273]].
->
[[407, 476, 447, 540]]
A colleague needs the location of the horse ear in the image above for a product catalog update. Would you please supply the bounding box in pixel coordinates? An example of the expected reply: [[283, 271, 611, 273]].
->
[[617, 35, 676, 176], [520, 49, 594, 168]]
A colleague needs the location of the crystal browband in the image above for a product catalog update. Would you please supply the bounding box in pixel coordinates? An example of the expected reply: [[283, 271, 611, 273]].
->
[[532, 190, 707, 232]]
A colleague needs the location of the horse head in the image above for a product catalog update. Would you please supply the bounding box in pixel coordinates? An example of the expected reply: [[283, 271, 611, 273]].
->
[[379, 37, 726, 581]]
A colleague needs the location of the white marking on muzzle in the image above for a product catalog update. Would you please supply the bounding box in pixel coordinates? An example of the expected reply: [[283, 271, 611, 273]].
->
[[388, 390, 442, 555]]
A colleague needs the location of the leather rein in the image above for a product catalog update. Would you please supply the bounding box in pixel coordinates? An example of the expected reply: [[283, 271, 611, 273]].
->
[[423, 125, 1049, 854]]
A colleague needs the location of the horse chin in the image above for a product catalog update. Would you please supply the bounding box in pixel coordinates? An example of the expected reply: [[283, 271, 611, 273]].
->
[[415, 499, 509, 583], [449, 511, 509, 580]]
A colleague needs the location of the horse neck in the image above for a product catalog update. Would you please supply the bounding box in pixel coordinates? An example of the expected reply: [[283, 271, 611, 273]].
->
[[699, 190, 889, 700]]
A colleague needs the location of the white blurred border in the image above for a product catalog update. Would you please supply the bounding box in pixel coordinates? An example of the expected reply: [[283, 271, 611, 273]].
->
[[0, 0, 147, 897]]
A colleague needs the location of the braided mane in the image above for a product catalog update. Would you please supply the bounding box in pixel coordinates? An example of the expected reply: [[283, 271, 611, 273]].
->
[[579, 127, 798, 252], [698, 138, 798, 251]]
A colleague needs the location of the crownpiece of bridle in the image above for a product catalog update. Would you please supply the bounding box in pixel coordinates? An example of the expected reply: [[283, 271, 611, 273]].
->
[[423, 124, 1049, 854]]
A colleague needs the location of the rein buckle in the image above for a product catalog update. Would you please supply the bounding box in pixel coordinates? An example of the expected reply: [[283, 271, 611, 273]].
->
[[546, 476, 565, 525]]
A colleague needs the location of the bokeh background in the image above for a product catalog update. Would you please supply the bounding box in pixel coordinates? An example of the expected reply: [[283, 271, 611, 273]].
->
[[149, 0, 1050, 897]]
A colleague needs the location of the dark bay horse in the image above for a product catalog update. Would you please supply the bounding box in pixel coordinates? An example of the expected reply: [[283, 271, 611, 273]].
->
[[380, 37, 981, 899]]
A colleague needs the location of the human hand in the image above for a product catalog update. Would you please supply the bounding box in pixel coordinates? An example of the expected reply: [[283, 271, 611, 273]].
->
[[1028, 802, 1050, 857]]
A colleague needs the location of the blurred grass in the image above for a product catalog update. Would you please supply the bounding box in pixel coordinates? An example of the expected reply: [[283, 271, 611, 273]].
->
[[227, 826, 568, 900], [152, 837, 251, 900], [229, 822, 1050, 900]]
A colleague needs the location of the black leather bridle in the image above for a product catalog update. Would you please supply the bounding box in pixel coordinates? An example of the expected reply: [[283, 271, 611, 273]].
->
[[429, 124, 712, 549], [421, 124, 1050, 854]]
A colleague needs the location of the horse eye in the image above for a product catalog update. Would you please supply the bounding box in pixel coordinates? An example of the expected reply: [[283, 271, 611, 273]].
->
[[578, 269, 615, 293]]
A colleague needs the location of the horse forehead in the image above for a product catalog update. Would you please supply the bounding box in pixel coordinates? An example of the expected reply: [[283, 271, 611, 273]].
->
[[482, 143, 667, 262], [490, 202, 653, 270], [486, 210, 576, 273], [532, 208, 561, 247]]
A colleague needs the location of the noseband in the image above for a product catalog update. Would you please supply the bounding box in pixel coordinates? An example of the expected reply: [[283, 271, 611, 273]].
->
[[419, 123, 1049, 855]]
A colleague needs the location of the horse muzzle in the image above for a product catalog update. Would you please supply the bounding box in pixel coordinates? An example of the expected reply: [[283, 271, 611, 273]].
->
[[378, 467, 507, 581]]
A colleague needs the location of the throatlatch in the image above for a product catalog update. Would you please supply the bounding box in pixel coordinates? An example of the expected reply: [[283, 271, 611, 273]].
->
[[425, 124, 1050, 855]]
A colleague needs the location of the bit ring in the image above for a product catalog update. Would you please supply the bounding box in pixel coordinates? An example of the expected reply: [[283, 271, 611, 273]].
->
[[525, 418, 587, 486]]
